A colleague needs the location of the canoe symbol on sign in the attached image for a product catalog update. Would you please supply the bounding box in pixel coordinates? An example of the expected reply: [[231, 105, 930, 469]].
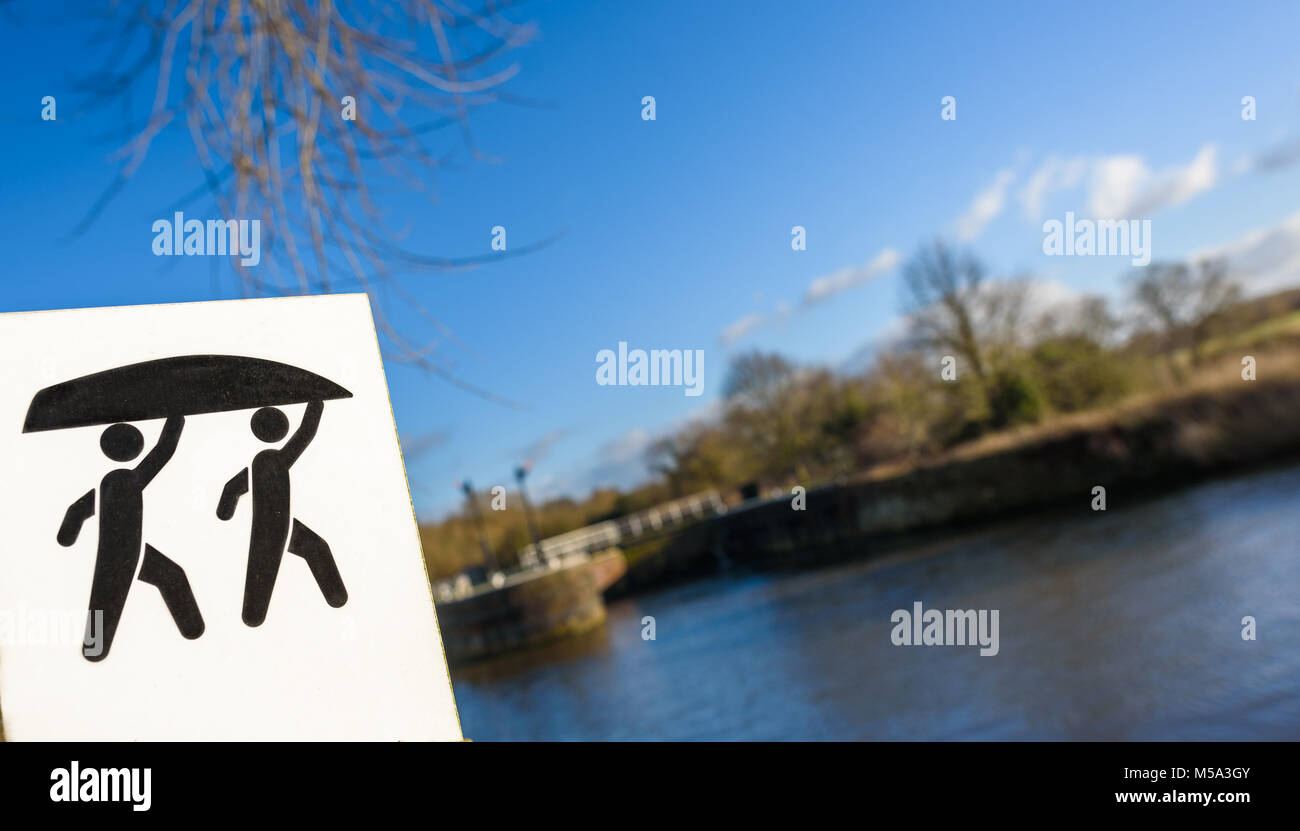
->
[[24, 355, 354, 662]]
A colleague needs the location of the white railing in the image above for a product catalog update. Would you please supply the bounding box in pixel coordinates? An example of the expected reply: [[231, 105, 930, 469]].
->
[[516, 490, 726, 567]]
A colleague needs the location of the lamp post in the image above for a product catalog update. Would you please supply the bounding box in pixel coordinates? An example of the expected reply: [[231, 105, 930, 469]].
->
[[514, 462, 547, 566], [458, 480, 500, 576]]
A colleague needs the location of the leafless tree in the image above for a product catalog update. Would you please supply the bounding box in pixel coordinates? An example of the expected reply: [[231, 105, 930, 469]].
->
[[1032, 294, 1119, 347], [901, 240, 1028, 384], [69, 0, 546, 404], [1131, 257, 1240, 367], [723, 350, 795, 406]]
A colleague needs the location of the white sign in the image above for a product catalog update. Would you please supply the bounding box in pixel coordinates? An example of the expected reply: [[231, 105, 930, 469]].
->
[[0, 294, 462, 740]]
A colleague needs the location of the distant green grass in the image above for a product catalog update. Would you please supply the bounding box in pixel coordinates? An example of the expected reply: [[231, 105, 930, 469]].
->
[[1207, 309, 1300, 355]]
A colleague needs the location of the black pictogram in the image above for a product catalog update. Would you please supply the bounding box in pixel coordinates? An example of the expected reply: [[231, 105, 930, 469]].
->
[[25, 355, 354, 661], [218, 400, 349, 625]]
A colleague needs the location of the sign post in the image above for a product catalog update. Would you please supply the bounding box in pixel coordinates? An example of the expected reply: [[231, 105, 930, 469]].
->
[[0, 294, 462, 741]]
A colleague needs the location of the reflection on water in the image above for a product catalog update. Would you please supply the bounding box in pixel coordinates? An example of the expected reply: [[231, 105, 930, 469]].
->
[[452, 464, 1300, 740]]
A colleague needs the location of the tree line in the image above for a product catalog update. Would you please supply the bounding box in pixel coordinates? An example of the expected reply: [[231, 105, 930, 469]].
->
[[423, 240, 1282, 578]]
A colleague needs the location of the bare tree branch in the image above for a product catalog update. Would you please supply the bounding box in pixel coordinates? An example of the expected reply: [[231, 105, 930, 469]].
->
[[69, 0, 545, 403]]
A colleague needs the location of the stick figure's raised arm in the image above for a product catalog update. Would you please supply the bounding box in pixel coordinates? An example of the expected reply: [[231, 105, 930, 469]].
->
[[281, 400, 323, 467], [135, 415, 185, 484], [57, 490, 95, 547], [217, 468, 249, 520]]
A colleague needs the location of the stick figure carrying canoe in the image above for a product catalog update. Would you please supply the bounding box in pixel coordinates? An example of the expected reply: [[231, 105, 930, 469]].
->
[[217, 400, 349, 626], [57, 415, 203, 661], [25, 354, 353, 660]]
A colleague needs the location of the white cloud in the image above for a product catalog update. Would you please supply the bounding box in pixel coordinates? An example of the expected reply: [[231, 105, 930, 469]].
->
[[1088, 143, 1217, 218], [719, 248, 900, 345], [719, 312, 766, 345], [1086, 155, 1146, 219], [1018, 156, 1087, 220], [595, 427, 652, 467], [1190, 209, 1300, 295], [563, 427, 657, 496], [515, 428, 569, 465], [1233, 136, 1300, 175], [803, 248, 901, 305], [1015, 145, 1221, 223], [955, 169, 1015, 241], [1023, 278, 1085, 319], [977, 144, 1221, 236], [524, 427, 655, 503]]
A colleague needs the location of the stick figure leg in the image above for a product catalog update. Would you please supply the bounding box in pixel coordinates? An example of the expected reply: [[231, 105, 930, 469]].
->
[[84, 549, 136, 662], [288, 519, 348, 608], [138, 544, 205, 639], [242, 538, 284, 627]]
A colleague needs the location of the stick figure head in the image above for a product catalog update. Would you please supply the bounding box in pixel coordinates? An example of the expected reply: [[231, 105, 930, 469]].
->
[[101, 423, 144, 462], [251, 407, 290, 443]]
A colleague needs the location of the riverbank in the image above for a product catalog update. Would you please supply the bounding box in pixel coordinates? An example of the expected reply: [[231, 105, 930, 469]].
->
[[434, 550, 626, 665], [608, 352, 1300, 596], [456, 460, 1300, 739]]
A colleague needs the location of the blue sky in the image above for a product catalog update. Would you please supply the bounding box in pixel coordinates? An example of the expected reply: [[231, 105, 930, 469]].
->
[[2, 1, 1299, 518]]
